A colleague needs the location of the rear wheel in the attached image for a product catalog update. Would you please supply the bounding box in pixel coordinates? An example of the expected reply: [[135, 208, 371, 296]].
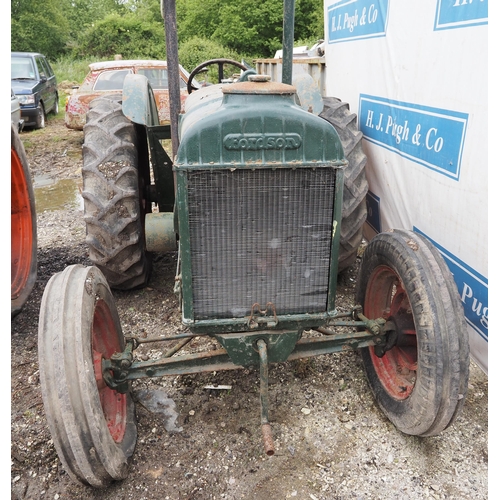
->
[[82, 94, 151, 289], [356, 229, 469, 436], [11, 123, 37, 316], [319, 97, 368, 272], [38, 264, 137, 487]]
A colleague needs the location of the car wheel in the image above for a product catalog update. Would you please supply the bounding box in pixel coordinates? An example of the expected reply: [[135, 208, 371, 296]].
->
[[35, 102, 46, 129], [51, 93, 59, 115]]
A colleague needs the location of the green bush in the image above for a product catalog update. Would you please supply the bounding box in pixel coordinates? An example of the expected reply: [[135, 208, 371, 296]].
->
[[74, 13, 166, 60], [178, 37, 243, 73], [178, 37, 252, 84], [11, 0, 71, 60]]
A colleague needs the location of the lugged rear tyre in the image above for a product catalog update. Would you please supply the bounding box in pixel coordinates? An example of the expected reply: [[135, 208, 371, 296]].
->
[[82, 94, 151, 289], [356, 229, 469, 436], [319, 97, 368, 272]]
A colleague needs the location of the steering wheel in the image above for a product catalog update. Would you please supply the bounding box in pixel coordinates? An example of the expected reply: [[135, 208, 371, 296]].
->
[[187, 58, 250, 94]]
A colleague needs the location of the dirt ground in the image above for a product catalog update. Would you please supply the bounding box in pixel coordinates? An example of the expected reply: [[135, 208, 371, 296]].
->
[[11, 112, 488, 499]]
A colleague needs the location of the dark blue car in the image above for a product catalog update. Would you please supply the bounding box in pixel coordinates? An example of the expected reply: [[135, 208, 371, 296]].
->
[[11, 52, 59, 129]]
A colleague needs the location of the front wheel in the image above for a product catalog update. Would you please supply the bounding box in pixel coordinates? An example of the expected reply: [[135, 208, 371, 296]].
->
[[38, 265, 137, 487], [356, 229, 469, 436]]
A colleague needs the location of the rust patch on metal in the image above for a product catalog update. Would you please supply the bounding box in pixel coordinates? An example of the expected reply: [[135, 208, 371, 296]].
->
[[262, 423, 275, 456], [65, 60, 189, 130], [222, 81, 296, 95], [247, 302, 278, 328]]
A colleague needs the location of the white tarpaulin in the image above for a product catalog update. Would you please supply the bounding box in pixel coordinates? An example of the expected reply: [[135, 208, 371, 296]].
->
[[324, 0, 488, 372]]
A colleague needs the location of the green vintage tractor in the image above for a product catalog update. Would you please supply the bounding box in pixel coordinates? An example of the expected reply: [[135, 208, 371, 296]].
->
[[37, 0, 469, 488]]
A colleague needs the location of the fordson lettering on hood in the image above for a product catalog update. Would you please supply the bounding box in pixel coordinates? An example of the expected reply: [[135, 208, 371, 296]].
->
[[224, 133, 302, 151]]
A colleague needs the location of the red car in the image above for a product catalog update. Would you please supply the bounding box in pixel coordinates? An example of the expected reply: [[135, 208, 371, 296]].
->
[[65, 60, 192, 130]]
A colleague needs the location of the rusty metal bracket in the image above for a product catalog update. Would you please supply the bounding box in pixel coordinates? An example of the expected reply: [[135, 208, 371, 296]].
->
[[102, 341, 134, 394], [355, 311, 386, 336], [247, 302, 278, 329], [215, 330, 301, 367]]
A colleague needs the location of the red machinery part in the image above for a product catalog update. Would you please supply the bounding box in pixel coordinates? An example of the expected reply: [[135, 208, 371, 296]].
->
[[11, 123, 37, 316]]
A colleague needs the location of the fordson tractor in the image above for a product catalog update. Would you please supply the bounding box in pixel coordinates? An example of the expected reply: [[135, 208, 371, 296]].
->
[[37, 0, 469, 487]]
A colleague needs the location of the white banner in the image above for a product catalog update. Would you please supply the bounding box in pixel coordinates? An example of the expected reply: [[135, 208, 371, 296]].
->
[[324, 0, 488, 372]]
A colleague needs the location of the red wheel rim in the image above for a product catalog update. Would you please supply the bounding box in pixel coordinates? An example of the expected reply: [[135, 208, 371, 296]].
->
[[364, 266, 417, 400], [11, 146, 34, 300], [92, 299, 127, 442]]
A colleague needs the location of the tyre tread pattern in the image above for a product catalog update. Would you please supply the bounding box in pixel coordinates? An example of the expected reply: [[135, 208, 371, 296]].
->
[[38, 265, 137, 487], [356, 229, 469, 436], [319, 98, 368, 271], [82, 95, 149, 289]]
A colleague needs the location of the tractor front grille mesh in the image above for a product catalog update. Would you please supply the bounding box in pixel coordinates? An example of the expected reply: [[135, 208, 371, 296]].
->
[[186, 168, 336, 319]]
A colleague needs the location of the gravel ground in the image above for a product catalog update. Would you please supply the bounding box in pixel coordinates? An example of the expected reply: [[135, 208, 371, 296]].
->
[[10, 115, 488, 499]]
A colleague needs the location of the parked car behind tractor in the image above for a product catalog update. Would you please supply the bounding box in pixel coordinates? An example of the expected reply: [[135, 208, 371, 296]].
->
[[11, 51, 59, 129], [37, 1, 470, 488], [11, 89, 24, 132], [65, 59, 192, 130]]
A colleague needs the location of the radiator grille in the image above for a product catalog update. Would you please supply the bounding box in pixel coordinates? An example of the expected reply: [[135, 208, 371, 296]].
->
[[187, 168, 336, 319]]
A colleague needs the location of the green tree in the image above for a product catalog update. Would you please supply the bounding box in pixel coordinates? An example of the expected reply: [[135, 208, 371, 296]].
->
[[11, 0, 71, 59], [11, 0, 324, 65], [178, 36, 242, 72], [74, 12, 166, 59], [65, 0, 126, 46], [177, 0, 324, 58], [121, 0, 164, 23]]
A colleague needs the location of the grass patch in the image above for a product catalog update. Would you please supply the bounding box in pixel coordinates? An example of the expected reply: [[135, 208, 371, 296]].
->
[[52, 55, 103, 85]]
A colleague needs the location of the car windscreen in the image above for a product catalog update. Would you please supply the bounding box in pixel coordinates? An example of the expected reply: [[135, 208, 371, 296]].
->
[[11, 56, 36, 80], [93, 69, 132, 91], [137, 68, 188, 90]]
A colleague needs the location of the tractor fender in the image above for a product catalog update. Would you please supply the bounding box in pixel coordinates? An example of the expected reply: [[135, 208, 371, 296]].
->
[[122, 74, 160, 127], [292, 73, 323, 115]]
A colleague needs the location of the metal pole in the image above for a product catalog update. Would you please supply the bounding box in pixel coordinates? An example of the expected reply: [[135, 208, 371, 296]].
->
[[257, 339, 275, 456], [282, 0, 295, 85], [163, 0, 181, 158]]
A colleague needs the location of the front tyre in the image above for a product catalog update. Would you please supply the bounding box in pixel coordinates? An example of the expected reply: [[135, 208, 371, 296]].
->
[[38, 265, 137, 487], [356, 229, 469, 436], [82, 95, 151, 290]]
